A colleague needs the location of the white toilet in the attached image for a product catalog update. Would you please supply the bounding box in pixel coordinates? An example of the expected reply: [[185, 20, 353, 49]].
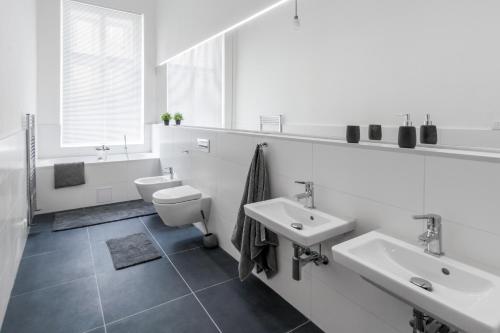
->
[[152, 185, 211, 227], [134, 176, 182, 202]]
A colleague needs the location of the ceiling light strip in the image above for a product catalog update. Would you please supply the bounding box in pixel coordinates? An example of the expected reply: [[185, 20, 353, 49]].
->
[[159, 0, 292, 66]]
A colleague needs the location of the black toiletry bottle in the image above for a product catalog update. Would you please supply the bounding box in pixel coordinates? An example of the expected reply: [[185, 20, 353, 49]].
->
[[398, 114, 416, 149], [420, 114, 437, 144]]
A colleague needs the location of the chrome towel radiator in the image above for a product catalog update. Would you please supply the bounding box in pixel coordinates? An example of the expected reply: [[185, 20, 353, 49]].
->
[[26, 114, 37, 226]]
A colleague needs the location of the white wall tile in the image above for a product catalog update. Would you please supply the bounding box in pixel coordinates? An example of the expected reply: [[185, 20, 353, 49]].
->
[[216, 132, 258, 166], [127, 159, 161, 183], [442, 219, 500, 275], [426, 156, 500, 235], [313, 144, 425, 212], [189, 153, 218, 198], [310, 277, 401, 333], [264, 137, 313, 181], [254, 236, 312, 317], [314, 185, 421, 245], [215, 159, 248, 221]]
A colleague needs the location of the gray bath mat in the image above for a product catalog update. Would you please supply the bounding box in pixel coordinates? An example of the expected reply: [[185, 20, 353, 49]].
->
[[53, 200, 156, 231], [106, 233, 162, 270]]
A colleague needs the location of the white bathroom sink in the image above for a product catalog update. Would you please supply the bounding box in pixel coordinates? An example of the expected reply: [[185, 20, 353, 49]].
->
[[244, 197, 355, 247], [332, 231, 500, 333]]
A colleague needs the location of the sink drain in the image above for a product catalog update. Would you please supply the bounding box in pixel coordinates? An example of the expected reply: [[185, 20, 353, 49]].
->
[[410, 277, 433, 291], [291, 223, 303, 230]]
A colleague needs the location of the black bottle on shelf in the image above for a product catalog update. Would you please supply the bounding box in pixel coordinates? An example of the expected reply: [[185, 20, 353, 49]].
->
[[420, 114, 438, 144], [398, 114, 416, 149]]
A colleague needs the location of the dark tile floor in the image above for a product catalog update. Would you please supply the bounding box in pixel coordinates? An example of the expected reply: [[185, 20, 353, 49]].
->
[[1, 212, 324, 333]]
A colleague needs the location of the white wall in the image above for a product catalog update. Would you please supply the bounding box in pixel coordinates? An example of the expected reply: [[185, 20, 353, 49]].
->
[[36, 0, 158, 158], [156, 0, 278, 62], [231, 0, 500, 148], [0, 0, 37, 325], [158, 125, 500, 333]]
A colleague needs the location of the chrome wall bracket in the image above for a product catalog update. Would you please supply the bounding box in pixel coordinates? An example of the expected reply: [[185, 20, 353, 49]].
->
[[292, 243, 329, 281]]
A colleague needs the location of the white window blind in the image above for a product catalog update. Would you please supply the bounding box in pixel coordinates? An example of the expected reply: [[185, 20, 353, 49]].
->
[[166, 36, 223, 128], [61, 0, 144, 147]]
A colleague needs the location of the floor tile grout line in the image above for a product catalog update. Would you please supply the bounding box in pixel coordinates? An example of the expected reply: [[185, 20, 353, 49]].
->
[[140, 217, 223, 333], [10, 274, 95, 299], [87, 228, 108, 333], [167, 245, 202, 256], [190, 291, 223, 333], [21, 250, 58, 260], [101, 274, 237, 328], [104, 293, 192, 327], [286, 320, 310, 333], [193, 276, 239, 294], [81, 325, 105, 333]]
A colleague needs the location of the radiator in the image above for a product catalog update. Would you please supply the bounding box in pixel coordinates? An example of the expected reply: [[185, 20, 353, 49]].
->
[[26, 114, 37, 225]]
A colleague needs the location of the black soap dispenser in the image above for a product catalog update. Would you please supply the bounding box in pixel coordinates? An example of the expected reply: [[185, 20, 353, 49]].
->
[[398, 113, 416, 149], [420, 114, 438, 144]]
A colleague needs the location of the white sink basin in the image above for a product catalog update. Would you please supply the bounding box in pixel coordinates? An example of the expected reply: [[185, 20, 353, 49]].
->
[[244, 197, 355, 247], [332, 231, 500, 333]]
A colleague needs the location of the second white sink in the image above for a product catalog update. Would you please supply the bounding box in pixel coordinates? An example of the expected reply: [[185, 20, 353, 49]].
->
[[244, 197, 355, 247], [332, 231, 500, 333]]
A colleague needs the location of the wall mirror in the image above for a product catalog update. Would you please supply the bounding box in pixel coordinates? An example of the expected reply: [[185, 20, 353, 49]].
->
[[159, 0, 500, 151]]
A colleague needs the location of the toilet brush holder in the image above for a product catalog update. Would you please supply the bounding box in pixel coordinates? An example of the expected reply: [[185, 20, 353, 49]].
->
[[203, 233, 219, 249], [200, 209, 218, 249]]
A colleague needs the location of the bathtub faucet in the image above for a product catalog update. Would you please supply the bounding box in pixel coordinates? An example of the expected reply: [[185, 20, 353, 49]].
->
[[96, 145, 110, 160]]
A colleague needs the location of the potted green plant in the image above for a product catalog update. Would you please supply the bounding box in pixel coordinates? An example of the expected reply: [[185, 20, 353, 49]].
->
[[161, 112, 171, 126], [174, 112, 183, 125]]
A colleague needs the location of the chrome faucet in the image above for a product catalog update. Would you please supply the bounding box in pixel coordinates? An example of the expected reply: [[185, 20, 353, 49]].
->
[[163, 166, 174, 179], [413, 214, 443, 257], [294, 181, 315, 209], [96, 145, 110, 160]]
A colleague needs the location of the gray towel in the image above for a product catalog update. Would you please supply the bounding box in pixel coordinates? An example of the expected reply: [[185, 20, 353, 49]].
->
[[54, 162, 85, 188], [231, 145, 279, 281]]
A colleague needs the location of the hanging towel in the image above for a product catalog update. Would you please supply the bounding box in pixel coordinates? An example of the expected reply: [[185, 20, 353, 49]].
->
[[54, 162, 86, 189], [231, 145, 279, 281]]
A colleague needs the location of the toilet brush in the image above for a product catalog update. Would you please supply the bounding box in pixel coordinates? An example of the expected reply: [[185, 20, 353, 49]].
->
[[200, 210, 218, 249]]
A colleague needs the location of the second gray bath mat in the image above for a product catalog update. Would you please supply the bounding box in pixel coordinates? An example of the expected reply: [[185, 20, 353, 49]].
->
[[106, 233, 162, 270], [52, 200, 156, 231]]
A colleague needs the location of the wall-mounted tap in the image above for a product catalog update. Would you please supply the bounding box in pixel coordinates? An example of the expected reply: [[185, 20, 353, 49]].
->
[[413, 213, 443, 257], [294, 181, 315, 209], [163, 166, 174, 180], [96, 145, 110, 160]]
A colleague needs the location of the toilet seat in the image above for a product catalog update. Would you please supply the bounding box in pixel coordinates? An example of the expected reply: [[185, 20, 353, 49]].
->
[[153, 185, 202, 204]]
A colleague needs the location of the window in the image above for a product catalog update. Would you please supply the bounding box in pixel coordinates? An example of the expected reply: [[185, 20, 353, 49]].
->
[[166, 36, 224, 128], [61, 0, 143, 147]]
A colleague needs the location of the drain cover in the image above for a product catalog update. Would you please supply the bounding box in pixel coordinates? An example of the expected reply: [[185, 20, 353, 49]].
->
[[291, 223, 303, 230], [410, 277, 433, 291]]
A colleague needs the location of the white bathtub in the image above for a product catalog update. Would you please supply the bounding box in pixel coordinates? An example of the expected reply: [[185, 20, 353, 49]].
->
[[36, 153, 161, 213], [37, 152, 158, 168]]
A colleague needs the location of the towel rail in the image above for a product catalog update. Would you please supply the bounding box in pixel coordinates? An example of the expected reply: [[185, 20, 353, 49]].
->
[[25, 114, 37, 226]]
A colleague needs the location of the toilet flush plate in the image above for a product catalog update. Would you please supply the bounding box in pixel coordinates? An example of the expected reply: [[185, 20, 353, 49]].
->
[[244, 197, 355, 247]]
